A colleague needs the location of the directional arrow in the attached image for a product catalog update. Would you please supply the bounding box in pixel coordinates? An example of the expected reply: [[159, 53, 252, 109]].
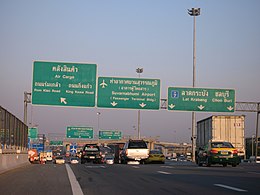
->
[[100, 80, 108, 88], [111, 101, 118, 107], [227, 106, 234, 111], [168, 104, 175, 109], [198, 105, 205, 110], [139, 103, 146, 108], [60, 97, 67, 104]]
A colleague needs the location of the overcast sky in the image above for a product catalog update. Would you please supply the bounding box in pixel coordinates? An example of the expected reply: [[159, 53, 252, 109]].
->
[[1, 0, 259, 143]]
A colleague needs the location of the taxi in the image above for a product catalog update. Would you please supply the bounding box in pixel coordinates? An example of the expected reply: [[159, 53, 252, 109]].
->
[[145, 150, 165, 164], [196, 141, 240, 167]]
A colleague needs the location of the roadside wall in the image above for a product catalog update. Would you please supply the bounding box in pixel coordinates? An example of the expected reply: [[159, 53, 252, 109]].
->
[[0, 153, 30, 174]]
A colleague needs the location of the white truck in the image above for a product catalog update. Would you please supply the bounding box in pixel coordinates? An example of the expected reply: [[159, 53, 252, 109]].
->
[[196, 115, 245, 158], [120, 140, 149, 164]]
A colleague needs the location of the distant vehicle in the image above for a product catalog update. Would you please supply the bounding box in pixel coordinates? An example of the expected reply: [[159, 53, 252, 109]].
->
[[54, 156, 65, 164], [249, 156, 260, 163], [28, 149, 39, 163], [104, 156, 114, 165], [120, 139, 149, 164], [39, 152, 47, 163], [81, 144, 102, 164], [70, 157, 79, 164], [46, 151, 53, 162], [145, 150, 165, 164], [196, 141, 240, 167]]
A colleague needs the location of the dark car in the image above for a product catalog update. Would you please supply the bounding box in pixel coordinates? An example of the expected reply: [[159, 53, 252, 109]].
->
[[81, 144, 102, 164]]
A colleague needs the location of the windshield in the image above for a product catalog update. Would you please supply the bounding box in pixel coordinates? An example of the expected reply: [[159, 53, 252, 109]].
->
[[211, 142, 234, 148], [84, 145, 99, 151], [128, 141, 147, 149]]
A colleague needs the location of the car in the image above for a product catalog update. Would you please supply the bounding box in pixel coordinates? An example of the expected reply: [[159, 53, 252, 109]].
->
[[145, 150, 165, 164], [54, 156, 65, 164], [249, 156, 260, 163], [196, 141, 240, 167], [81, 144, 102, 164], [70, 157, 79, 164], [104, 156, 114, 165]]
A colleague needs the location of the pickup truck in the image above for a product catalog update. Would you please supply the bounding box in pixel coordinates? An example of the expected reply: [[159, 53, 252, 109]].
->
[[120, 140, 149, 164]]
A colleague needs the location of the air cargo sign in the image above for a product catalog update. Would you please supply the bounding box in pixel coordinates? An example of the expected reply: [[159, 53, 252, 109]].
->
[[32, 61, 97, 107], [97, 77, 160, 110], [167, 87, 235, 112]]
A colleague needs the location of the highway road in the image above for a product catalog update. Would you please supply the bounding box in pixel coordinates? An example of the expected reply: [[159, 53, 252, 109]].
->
[[0, 161, 259, 195]]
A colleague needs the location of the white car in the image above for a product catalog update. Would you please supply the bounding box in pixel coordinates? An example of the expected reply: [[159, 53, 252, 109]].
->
[[70, 157, 79, 164], [105, 156, 114, 165], [55, 156, 65, 164]]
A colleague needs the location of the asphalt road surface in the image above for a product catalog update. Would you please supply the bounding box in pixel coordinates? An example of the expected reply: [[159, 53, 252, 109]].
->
[[0, 161, 259, 195]]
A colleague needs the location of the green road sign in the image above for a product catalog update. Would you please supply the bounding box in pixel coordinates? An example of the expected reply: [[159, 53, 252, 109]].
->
[[99, 130, 122, 140], [32, 61, 97, 107], [49, 141, 63, 146], [167, 87, 235, 112], [66, 126, 93, 139], [97, 77, 160, 110], [28, 127, 38, 139]]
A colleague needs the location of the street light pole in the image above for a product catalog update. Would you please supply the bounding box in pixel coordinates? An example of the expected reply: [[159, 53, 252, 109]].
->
[[97, 112, 101, 140], [188, 8, 200, 162], [136, 68, 143, 139]]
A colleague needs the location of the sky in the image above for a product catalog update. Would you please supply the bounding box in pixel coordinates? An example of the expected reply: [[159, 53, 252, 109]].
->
[[1, 0, 260, 143]]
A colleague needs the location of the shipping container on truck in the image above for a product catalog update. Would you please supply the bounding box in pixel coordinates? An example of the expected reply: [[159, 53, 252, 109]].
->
[[196, 115, 245, 158]]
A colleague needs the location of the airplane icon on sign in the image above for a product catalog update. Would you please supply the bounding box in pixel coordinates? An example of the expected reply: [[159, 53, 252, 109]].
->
[[100, 80, 108, 88]]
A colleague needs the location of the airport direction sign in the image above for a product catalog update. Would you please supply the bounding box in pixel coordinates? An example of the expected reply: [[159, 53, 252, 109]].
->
[[167, 87, 235, 112], [32, 61, 97, 107], [66, 126, 94, 139], [97, 77, 161, 110], [99, 130, 122, 140]]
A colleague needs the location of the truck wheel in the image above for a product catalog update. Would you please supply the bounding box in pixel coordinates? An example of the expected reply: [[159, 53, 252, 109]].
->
[[231, 163, 237, 167], [223, 163, 227, 167]]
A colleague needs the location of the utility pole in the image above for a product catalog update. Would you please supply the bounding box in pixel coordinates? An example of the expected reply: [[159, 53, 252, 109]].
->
[[188, 8, 201, 162], [136, 68, 143, 139]]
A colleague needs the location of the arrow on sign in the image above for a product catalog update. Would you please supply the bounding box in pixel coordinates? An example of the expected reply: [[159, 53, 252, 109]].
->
[[168, 104, 175, 109], [60, 97, 67, 104], [139, 103, 146, 108], [198, 105, 205, 110], [100, 80, 108, 88], [227, 106, 234, 111], [111, 101, 118, 107]]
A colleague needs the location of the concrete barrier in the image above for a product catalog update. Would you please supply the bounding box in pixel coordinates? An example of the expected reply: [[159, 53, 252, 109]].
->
[[0, 153, 30, 174]]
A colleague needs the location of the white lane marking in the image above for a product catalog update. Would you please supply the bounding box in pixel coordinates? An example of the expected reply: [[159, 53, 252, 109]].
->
[[157, 171, 171, 175], [132, 166, 140, 169], [214, 184, 247, 192], [65, 164, 84, 195], [160, 166, 173, 169]]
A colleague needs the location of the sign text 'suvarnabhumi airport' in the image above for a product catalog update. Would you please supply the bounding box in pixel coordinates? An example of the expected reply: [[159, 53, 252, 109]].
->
[[97, 77, 160, 110], [168, 87, 235, 112], [32, 61, 97, 107]]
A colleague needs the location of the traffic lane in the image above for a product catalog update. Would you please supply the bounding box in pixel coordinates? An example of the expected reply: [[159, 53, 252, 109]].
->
[[71, 162, 260, 195], [0, 164, 72, 195], [153, 163, 260, 194]]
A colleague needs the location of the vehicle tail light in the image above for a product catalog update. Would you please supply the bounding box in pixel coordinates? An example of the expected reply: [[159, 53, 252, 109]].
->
[[126, 149, 128, 155], [232, 150, 238, 154], [210, 149, 218, 154]]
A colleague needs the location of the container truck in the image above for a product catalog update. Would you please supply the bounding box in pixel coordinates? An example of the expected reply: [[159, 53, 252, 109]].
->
[[196, 115, 245, 158]]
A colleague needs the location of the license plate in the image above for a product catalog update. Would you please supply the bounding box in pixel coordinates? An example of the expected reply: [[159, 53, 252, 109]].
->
[[221, 151, 228, 155]]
